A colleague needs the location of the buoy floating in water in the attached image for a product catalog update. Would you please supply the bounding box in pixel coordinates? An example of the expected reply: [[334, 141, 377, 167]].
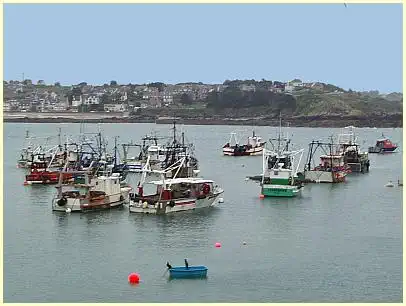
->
[[259, 194, 265, 199], [385, 181, 394, 187], [218, 198, 224, 204], [128, 273, 140, 284], [23, 181, 29, 186], [243, 241, 247, 245], [215, 242, 221, 248]]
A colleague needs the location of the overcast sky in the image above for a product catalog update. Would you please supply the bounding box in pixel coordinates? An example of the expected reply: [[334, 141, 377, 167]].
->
[[4, 4, 403, 93]]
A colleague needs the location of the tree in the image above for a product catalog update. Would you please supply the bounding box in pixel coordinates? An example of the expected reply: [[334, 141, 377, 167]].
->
[[54, 82, 61, 87], [100, 94, 110, 105], [180, 93, 193, 105], [148, 82, 165, 92], [110, 80, 118, 86]]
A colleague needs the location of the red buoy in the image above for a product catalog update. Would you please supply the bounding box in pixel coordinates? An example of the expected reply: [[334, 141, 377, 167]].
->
[[128, 273, 140, 284], [215, 242, 221, 248]]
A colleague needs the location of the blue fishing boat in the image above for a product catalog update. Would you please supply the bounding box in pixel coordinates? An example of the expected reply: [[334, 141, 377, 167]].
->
[[169, 266, 208, 278]]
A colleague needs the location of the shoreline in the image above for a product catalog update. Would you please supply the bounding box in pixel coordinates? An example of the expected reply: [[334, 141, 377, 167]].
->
[[2, 112, 402, 128]]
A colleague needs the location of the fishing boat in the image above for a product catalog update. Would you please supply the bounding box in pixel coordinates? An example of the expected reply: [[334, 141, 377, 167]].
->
[[52, 167, 132, 213], [24, 153, 73, 185], [223, 131, 266, 156], [160, 122, 199, 178], [336, 126, 370, 173], [368, 134, 398, 153], [169, 266, 208, 279], [261, 147, 304, 197], [128, 157, 224, 214], [121, 142, 143, 172], [303, 140, 348, 183]]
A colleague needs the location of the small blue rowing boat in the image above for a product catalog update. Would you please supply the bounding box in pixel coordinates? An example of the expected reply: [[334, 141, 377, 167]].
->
[[169, 266, 208, 278]]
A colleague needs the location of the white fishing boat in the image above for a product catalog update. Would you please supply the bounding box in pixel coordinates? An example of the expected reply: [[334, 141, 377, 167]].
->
[[129, 157, 224, 214], [52, 166, 132, 212], [223, 131, 265, 156]]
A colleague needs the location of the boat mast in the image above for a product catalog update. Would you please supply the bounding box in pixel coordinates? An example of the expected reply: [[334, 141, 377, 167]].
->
[[330, 136, 334, 182], [114, 136, 118, 167], [172, 120, 177, 144], [278, 112, 282, 154]]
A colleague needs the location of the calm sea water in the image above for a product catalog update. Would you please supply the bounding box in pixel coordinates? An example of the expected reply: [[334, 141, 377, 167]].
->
[[3, 123, 403, 302]]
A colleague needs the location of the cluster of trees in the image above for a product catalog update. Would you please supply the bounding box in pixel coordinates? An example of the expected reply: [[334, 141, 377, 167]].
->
[[205, 87, 297, 111]]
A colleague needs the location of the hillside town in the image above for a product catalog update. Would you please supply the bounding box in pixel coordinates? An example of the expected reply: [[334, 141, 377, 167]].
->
[[3, 78, 353, 113]]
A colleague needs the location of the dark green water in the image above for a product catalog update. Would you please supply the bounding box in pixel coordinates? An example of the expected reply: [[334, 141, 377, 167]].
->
[[3, 123, 403, 302]]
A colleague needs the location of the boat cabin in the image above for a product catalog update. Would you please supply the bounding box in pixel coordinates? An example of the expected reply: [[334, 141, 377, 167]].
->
[[131, 178, 215, 202], [375, 138, 396, 149], [316, 155, 345, 170], [267, 155, 292, 170]]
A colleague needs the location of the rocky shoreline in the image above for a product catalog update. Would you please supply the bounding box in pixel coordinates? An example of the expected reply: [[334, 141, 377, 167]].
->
[[3, 112, 402, 128]]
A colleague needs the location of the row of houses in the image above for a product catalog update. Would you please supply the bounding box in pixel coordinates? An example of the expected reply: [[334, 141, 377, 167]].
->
[[3, 80, 334, 113]]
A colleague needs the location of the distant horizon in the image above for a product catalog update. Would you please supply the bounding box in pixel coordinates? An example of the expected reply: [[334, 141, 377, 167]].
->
[[4, 4, 403, 94]]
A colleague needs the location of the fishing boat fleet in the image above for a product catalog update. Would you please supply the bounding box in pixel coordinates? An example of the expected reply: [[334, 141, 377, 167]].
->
[[235, 119, 397, 197], [18, 119, 399, 213], [19, 122, 224, 214]]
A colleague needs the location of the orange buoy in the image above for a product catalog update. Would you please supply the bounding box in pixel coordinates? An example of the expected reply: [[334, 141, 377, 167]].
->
[[128, 273, 140, 284], [259, 194, 265, 199], [215, 242, 221, 248]]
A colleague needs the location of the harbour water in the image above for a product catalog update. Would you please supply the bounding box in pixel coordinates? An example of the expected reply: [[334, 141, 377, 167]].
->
[[3, 123, 403, 302]]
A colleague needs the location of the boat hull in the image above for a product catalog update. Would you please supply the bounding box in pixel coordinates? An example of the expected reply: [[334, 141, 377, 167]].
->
[[129, 191, 223, 214], [223, 146, 263, 156], [346, 162, 369, 173], [304, 170, 346, 183], [169, 266, 208, 278], [52, 188, 131, 212], [25, 172, 73, 185], [368, 146, 397, 153], [261, 184, 301, 197]]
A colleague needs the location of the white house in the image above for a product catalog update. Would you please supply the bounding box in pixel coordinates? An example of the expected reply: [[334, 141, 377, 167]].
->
[[71, 95, 83, 107], [104, 103, 127, 112], [84, 95, 100, 105]]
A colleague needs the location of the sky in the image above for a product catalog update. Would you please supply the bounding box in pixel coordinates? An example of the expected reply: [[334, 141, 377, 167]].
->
[[3, 4, 403, 93]]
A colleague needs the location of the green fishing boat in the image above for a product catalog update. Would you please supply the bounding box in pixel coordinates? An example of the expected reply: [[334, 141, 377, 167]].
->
[[260, 117, 304, 198]]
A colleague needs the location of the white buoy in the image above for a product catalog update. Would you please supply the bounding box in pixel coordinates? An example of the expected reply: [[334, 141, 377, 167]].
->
[[245, 177, 249, 181], [65, 208, 72, 213], [218, 198, 224, 204], [385, 181, 394, 187]]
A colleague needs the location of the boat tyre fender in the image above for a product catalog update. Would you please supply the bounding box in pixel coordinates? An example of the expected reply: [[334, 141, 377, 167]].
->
[[57, 197, 67, 206], [169, 200, 175, 207], [288, 177, 292, 185], [120, 195, 124, 202], [202, 183, 210, 195]]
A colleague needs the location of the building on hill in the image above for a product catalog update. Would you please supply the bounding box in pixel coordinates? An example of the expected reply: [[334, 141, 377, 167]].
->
[[104, 103, 127, 112]]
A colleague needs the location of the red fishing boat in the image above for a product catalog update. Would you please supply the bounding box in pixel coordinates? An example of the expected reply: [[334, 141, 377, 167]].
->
[[368, 134, 398, 153], [24, 160, 73, 185]]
